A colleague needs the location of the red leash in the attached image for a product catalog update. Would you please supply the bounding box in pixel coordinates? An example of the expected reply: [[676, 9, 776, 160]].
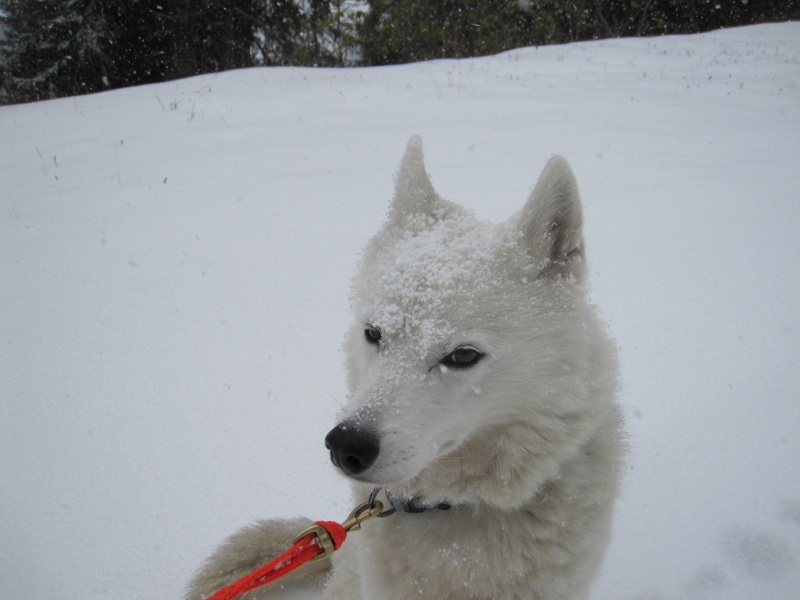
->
[[207, 498, 385, 600]]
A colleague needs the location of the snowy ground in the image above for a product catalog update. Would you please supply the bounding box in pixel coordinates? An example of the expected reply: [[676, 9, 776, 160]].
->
[[2, 22, 799, 600]]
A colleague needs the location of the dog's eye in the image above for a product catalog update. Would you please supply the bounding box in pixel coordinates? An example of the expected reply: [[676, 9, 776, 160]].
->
[[364, 324, 382, 345], [441, 347, 484, 369]]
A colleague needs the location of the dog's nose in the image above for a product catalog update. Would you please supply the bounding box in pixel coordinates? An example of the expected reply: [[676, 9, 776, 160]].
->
[[325, 423, 379, 476]]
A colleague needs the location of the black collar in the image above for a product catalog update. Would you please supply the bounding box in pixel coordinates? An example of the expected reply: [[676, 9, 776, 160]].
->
[[382, 488, 451, 514]]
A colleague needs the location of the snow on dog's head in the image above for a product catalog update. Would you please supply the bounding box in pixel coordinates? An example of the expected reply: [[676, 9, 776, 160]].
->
[[326, 136, 617, 510]]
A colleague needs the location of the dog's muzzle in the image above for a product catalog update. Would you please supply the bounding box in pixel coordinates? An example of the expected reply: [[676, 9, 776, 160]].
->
[[325, 423, 380, 476]]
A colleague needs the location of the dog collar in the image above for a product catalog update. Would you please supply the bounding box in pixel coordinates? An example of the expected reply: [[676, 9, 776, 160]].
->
[[384, 489, 452, 514]]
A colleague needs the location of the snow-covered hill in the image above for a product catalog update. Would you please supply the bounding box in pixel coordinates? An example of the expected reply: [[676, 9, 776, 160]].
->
[[2, 22, 799, 600]]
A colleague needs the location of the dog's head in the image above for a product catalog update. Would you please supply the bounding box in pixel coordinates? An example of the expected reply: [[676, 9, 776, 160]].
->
[[326, 137, 616, 509]]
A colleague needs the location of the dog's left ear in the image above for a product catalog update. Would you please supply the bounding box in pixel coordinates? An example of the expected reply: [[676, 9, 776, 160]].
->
[[516, 156, 586, 281]]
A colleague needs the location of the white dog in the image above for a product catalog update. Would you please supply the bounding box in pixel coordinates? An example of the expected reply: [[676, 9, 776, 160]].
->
[[186, 137, 624, 600]]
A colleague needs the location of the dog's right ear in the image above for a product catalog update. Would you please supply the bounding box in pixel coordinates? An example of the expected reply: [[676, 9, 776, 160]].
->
[[516, 156, 586, 282], [388, 136, 459, 231]]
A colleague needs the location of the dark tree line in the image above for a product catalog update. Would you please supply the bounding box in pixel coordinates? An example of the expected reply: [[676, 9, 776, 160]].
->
[[1, 0, 798, 104], [360, 0, 800, 64], [0, 0, 359, 103]]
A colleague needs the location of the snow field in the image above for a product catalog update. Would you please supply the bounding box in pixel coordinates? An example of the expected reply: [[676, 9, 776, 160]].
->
[[2, 22, 799, 600]]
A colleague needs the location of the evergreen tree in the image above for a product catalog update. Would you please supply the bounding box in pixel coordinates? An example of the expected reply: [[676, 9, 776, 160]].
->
[[291, 0, 362, 66], [1, 0, 116, 102], [106, 0, 263, 82], [253, 0, 304, 65], [321, 0, 364, 66], [0, 0, 277, 103]]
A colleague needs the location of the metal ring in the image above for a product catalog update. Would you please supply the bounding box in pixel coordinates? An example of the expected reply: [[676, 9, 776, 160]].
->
[[368, 487, 397, 517]]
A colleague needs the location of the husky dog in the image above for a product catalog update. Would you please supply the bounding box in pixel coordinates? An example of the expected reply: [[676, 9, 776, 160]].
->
[[187, 137, 624, 600]]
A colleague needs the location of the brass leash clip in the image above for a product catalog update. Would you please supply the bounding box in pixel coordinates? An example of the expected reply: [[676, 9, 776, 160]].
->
[[292, 498, 384, 561], [341, 499, 384, 533]]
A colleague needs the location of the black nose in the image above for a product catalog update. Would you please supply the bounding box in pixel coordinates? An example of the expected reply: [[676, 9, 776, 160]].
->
[[325, 423, 380, 476]]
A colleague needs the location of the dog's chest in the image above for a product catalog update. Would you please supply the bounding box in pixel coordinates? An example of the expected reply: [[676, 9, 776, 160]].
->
[[347, 508, 548, 600]]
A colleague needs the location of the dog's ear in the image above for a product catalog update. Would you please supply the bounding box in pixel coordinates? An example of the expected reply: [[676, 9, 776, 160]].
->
[[516, 156, 586, 281], [388, 136, 458, 229]]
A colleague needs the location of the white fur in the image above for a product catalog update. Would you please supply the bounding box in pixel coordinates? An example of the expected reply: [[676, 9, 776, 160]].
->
[[186, 137, 624, 600]]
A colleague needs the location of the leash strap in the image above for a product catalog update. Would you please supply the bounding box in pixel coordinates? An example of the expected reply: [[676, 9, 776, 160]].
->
[[205, 496, 385, 600], [207, 521, 346, 600], [203, 488, 453, 599]]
